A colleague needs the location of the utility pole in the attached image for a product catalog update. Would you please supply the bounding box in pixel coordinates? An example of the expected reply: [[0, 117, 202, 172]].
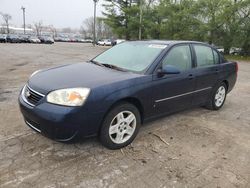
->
[[139, 0, 143, 40], [93, 0, 99, 46], [21, 6, 26, 34]]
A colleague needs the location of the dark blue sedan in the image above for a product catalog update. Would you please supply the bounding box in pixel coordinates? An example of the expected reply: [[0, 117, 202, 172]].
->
[[19, 40, 237, 149]]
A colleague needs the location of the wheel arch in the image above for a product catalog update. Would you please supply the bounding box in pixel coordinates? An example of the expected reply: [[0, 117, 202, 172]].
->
[[108, 97, 144, 123], [222, 80, 229, 91]]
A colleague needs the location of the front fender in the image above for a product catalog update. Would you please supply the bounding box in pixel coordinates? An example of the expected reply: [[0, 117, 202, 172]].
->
[[99, 76, 153, 118]]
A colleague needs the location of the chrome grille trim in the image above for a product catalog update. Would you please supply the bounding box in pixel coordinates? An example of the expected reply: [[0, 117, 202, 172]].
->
[[26, 85, 45, 97], [21, 86, 35, 107], [21, 85, 45, 107]]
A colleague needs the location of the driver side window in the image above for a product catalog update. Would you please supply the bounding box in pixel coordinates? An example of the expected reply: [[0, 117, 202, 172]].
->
[[162, 45, 192, 72]]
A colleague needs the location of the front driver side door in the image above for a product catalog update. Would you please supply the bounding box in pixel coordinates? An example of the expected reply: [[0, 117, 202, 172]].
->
[[151, 44, 196, 116]]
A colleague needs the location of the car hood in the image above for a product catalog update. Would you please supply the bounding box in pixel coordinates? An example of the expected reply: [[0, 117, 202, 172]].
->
[[28, 62, 142, 94]]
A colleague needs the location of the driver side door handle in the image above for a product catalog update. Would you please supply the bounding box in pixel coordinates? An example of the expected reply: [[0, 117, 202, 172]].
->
[[188, 74, 194, 80]]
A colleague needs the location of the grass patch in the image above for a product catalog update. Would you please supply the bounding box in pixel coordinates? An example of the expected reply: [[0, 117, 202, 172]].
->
[[225, 55, 250, 62]]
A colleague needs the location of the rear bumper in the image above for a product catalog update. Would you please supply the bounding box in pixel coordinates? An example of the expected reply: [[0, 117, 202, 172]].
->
[[19, 91, 104, 141], [227, 71, 237, 93]]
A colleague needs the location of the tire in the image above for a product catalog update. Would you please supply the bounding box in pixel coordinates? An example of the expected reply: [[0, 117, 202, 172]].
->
[[99, 102, 141, 149], [205, 82, 227, 110]]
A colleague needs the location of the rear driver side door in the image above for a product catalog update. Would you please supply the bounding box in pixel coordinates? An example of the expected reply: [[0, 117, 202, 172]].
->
[[191, 44, 221, 106]]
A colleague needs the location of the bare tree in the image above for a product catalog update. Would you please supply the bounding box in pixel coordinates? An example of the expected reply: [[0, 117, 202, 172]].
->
[[34, 21, 43, 36], [82, 17, 94, 38], [0, 24, 5, 34], [48, 25, 57, 37], [61, 27, 72, 33], [79, 26, 86, 37], [0, 13, 12, 34], [26, 24, 32, 29], [81, 17, 112, 39], [97, 18, 113, 39]]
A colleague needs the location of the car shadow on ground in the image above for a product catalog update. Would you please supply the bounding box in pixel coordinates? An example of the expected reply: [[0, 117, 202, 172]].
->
[[62, 106, 212, 149]]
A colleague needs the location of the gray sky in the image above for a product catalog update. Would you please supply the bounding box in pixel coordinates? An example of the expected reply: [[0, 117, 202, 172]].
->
[[0, 0, 105, 29]]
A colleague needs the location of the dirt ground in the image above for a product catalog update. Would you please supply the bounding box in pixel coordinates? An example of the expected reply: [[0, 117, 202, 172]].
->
[[0, 43, 249, 188]]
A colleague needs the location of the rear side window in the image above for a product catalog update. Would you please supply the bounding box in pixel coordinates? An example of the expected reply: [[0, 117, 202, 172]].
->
[[162, 45, 192, 72], [194, 45, 214, 67]]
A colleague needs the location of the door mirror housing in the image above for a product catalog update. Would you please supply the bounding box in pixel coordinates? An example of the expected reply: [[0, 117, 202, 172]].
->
[[158, 65, 181, 77]]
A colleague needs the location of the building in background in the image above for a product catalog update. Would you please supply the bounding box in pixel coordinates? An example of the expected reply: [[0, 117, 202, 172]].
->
[[0, 26, 33, 34]]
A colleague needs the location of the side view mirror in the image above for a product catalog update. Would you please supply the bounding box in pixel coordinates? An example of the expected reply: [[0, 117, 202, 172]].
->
[[158, 65, 180, 77]]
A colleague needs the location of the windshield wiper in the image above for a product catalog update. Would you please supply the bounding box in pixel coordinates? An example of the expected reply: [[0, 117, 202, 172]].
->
[[101, 63, 127, 72], [90, 60, 126, 72], [89, 60, 105, 67]]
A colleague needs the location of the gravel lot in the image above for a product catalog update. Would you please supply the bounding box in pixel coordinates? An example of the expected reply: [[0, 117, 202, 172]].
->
[[0, 43, 249, 188]]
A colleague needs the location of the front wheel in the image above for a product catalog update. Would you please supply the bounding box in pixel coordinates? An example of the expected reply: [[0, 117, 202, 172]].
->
[[99, 103, 141, 149], [206, 82, 227, 110]]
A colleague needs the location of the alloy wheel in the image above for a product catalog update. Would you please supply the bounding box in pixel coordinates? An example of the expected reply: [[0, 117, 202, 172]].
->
[[109, 111, 136, 144], [214, 86, 226, 107]]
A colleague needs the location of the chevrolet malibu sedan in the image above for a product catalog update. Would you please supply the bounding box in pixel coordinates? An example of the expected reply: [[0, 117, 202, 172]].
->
[[19, 40, 237, 149]]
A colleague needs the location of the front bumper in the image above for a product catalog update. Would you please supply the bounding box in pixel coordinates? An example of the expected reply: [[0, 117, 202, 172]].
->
[[19, 87, 104, 141]]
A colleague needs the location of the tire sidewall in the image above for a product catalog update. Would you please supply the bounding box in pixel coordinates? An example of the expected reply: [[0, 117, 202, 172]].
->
[[100, 103, 141, 149]]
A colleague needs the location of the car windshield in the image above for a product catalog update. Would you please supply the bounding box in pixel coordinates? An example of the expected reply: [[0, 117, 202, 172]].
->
[[93, 42, 167, 73]]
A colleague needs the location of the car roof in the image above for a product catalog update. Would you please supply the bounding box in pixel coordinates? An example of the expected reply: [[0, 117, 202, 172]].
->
[[129, 40, 208, 46]]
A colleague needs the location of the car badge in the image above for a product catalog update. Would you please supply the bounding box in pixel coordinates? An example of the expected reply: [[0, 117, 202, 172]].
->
[[26, 90, 31, 97]]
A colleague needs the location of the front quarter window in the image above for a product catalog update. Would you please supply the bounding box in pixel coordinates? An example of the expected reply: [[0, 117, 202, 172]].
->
[[213, 49, 220, 64], [93, 42, 167, 73]]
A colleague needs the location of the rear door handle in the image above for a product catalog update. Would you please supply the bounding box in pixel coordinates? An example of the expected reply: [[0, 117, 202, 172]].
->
[[188, 74, 194, 80], [214, 68, 219, 74]]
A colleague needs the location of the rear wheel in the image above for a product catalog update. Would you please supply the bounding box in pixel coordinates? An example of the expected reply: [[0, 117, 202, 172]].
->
[[99, 103, 141, 149], [206, 82, 227, 110]]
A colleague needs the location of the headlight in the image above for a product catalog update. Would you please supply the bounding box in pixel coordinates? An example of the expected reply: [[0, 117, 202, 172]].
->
[[47, 88, 90, 106]]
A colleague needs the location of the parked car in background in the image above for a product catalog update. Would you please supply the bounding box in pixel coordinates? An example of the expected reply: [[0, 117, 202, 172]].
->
[[74, 38, 86, 43], [28, 36, 41, 43], [98, 39, 112, 46], [19, 40, 237, 149], [0, 34, 7, 43], [69, 38, 75, 42], [216, 46, 224, 54], [6, 34, 22, 43], [85, 39, 93, 43], [78, 38, 87, 43], [60, 37, 71, 42], [19, 35, 30, 43], [238, 50, 250, 56], [230, 47, 242, 55], [54, 36, 70, 42], [112, 39, 126, 46], [97, 40, 105, 46], [39, 36, 54, 44], [53, 37, 59, 41]]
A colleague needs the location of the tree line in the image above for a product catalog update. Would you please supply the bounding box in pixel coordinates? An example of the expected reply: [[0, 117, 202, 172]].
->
[[102, 0, 250, 54]]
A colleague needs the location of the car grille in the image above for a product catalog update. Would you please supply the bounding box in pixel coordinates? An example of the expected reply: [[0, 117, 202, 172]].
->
[[22, 85, 45, 106]]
